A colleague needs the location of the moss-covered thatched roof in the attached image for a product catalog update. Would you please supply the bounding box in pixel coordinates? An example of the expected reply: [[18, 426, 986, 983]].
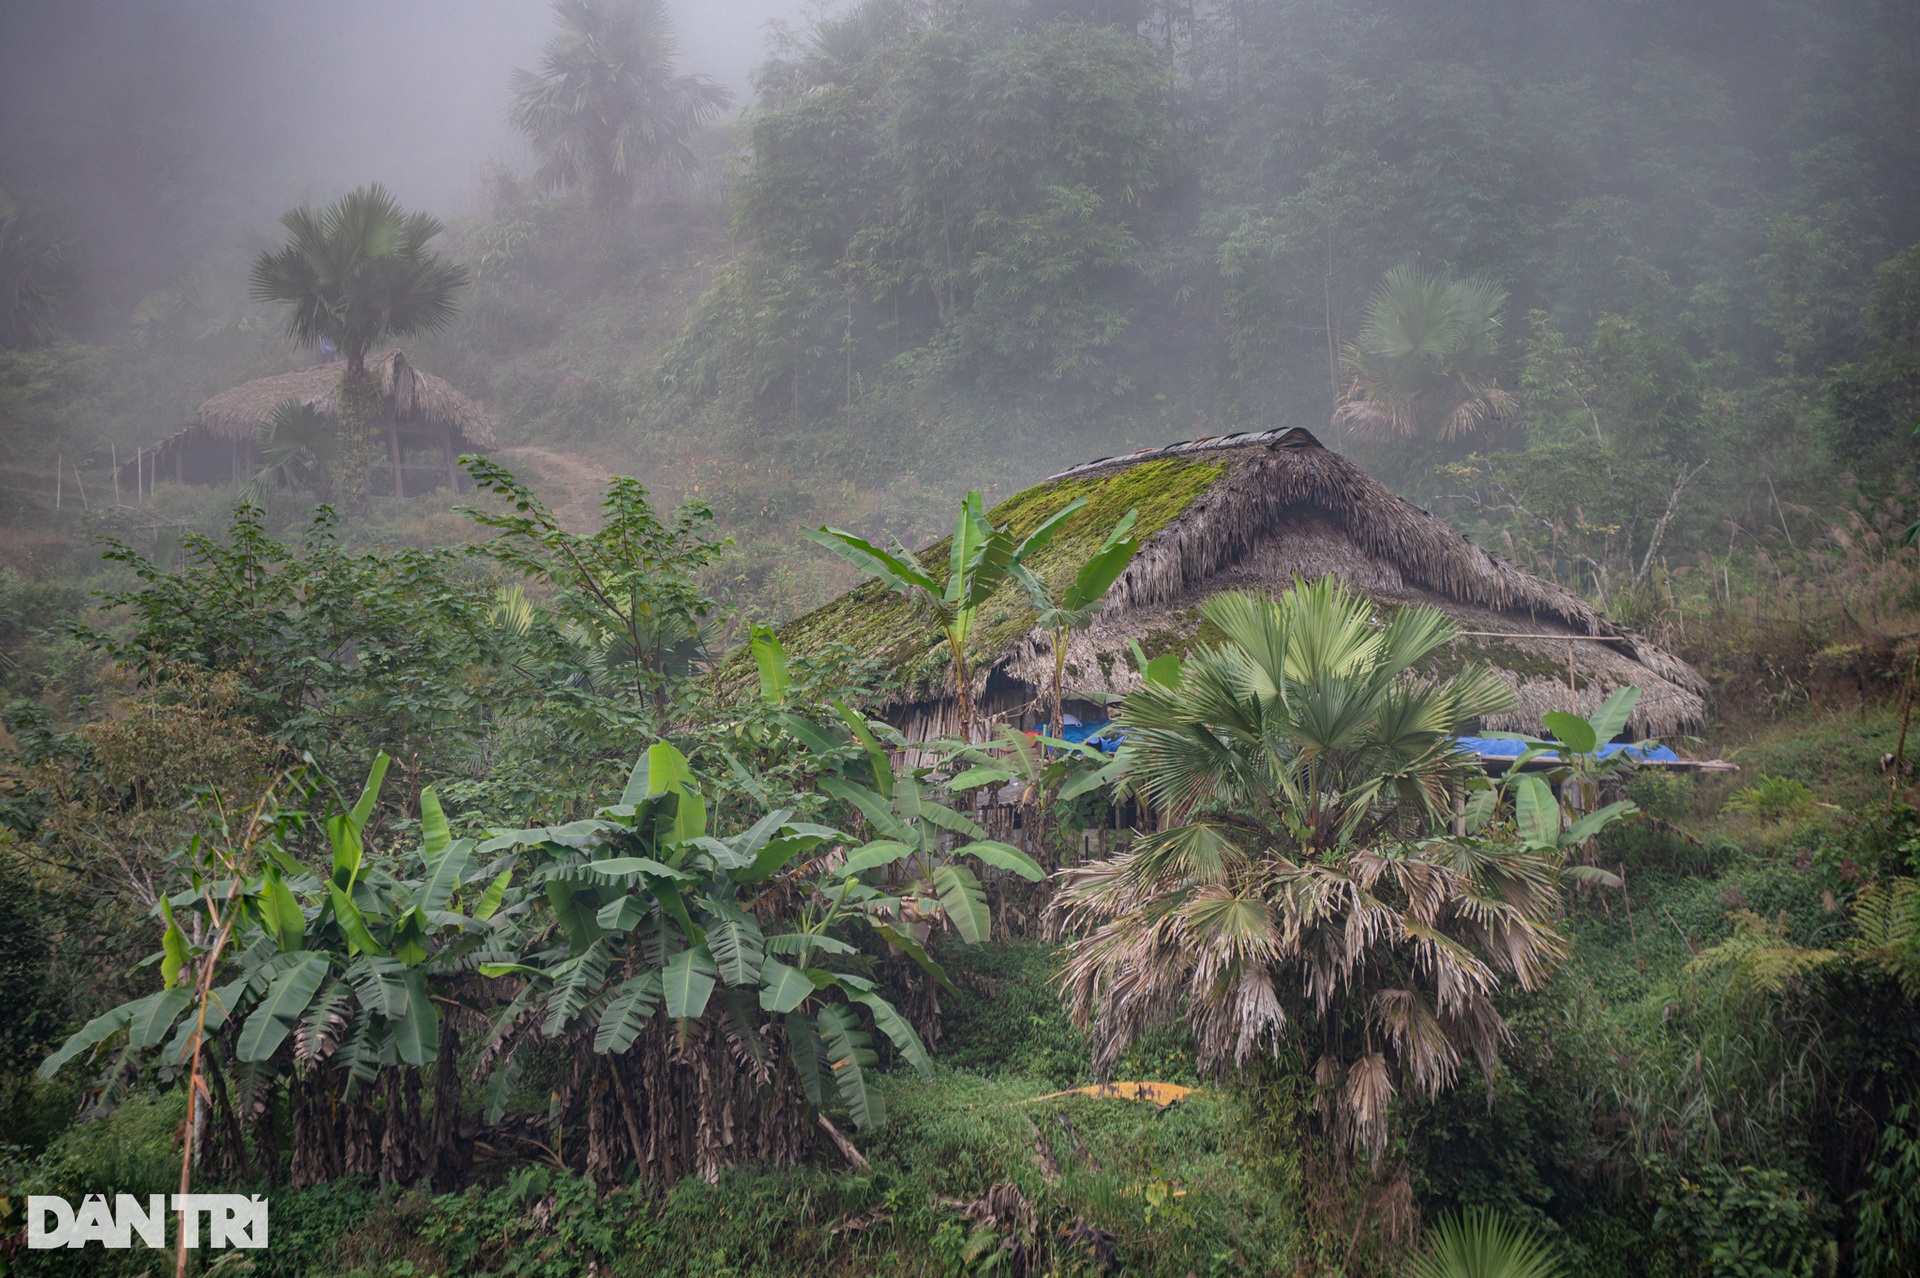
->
[[758, 427, 1709, 739]]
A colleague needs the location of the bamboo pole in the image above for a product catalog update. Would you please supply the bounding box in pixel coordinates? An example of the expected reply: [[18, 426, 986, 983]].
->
[[112, 443, 121, 506], [173, 778, 284, 1278], [54, 453, 61, 510], [1449, 630, 1636, 648], [73, 460, 88, 511]]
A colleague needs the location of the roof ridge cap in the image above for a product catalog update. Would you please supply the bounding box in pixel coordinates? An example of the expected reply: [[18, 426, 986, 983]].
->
[[1041, 426, 1321, 483]]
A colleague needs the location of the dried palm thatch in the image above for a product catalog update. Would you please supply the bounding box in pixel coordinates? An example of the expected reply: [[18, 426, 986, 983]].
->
[[768, 427, 1708, 741], [119, 350, 494, 495], [192, 349, 495, 448]]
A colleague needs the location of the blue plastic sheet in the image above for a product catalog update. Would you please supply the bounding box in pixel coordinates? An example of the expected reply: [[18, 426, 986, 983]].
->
[[1025, 728, 1679, 762], [1452, 736, 1679, 763], [1031, 721, 1129, 753]]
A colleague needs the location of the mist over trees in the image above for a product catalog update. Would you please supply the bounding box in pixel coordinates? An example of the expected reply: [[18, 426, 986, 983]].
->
[[650, 0, 1920, 610], [510, 0, 735, 211]]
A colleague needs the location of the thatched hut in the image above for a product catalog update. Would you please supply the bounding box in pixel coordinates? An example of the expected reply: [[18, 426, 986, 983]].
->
[[119, 350, 495, 499], [765, 426, 1710, 744]]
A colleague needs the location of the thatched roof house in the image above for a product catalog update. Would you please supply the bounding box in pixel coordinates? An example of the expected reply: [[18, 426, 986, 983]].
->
[[766, 427, 1709, 742], [120, 350, 495, 499]]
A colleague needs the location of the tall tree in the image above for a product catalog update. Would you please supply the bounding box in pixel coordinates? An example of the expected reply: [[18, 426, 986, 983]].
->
[[247, 185, 468, 380], [509, 0, 734, 212], [0, 188, 70, 348]]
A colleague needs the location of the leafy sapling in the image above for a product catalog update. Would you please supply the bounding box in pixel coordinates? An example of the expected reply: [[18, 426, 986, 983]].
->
[[1465, 685, 1648, 875], [806, 491, 1084, 740]]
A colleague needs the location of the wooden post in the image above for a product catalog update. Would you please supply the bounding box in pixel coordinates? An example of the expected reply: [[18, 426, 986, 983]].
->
[[388, 419, 404, 499], [112, 443, 120, 505], [54, 454, 61, 510], [73, 462, 88, 511], [443, 427, 458, 495]]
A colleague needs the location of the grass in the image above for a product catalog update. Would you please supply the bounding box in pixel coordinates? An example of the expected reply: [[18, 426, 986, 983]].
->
[[282, 1074, 1299, 1278]]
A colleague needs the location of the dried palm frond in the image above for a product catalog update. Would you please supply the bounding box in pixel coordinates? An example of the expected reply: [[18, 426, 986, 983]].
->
[[193, 350, 494, 447], [774, 426, 1709, 743], [295, 979, 353, 1065]]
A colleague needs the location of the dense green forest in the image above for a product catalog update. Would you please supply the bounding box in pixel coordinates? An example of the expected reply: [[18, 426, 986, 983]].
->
[[1, 0, 1919, 1274]]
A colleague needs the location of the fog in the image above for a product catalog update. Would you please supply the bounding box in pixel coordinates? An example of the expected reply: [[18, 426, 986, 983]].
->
[[0, 0, 800, 325]]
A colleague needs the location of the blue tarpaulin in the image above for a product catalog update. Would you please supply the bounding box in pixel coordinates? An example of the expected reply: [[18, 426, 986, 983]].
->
[[1029, 726, 1680, 762], [1452, 736, 1680, 763], [1032, 721, 1128, 753]]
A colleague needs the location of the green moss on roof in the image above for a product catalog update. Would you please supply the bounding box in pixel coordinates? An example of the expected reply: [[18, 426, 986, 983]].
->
[[764, 457, 1228, 700]]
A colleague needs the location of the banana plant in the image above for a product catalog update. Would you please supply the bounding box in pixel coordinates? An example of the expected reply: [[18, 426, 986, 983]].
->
[[946, 725, 1125, 866], [469, 740, 933, 1131], [1464, 686, 1645, 866], [39, 752, 505, 1172], [737, 624, 894, 785], [1010, 508, 1140, 740], [773, 696, 1046, 946], [805, 491, 1086, 740], [821, 766, 1045, 947]]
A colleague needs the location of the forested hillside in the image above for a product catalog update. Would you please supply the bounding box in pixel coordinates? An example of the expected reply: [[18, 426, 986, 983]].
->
[[1, 1, 1918, 1275]]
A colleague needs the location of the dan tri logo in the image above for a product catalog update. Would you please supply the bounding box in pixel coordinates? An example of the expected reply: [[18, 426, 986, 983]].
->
[[27, 1194, 269, 1250]]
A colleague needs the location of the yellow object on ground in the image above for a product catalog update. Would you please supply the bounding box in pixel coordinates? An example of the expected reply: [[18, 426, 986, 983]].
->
[[1021, 1081, 1207, 1107]]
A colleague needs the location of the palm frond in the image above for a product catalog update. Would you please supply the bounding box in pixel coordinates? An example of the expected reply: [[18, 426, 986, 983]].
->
[[1406, 1206, 1567, 1278]]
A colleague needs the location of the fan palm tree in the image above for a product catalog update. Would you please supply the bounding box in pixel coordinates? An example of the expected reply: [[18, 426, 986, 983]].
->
[[1054, 579, 1566, 1166], [1334, 263, 1512, 440], [1405, 1207, 1568, 1278], [510, 0, 734, 211], [248, 185, 468, 380]]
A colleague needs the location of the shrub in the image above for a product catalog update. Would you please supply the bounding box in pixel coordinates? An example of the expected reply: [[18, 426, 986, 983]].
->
[[1650, 1161, 1837, 1278], [1724, 775, 1819, 823], [1626, 769, 1696, 823], [1853, 1104, 1920, 1278]]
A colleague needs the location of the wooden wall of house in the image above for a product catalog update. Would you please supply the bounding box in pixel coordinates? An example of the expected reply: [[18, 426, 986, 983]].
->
[[179, 434, 251, 484], [383, 421, 466, 498], [972, 796, 1142, 868]]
